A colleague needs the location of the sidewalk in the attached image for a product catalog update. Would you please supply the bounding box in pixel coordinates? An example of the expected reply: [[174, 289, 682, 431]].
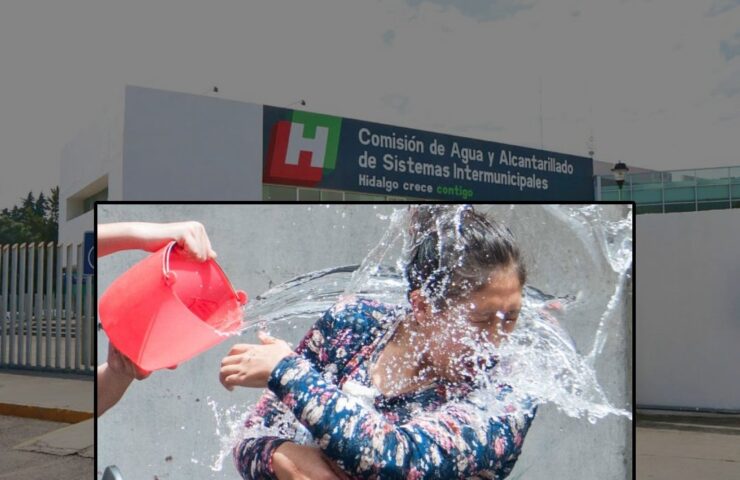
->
[[637, 410, 740, 479], [0, 369, 93, 479], [0, 370, 93, 422]]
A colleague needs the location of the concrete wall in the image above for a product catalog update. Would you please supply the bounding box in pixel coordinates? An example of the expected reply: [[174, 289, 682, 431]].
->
[[59, 86, 264, 245], [122, 86, 263, 201], [636, 208, 740, 410], [59, 87, 125, 245], [97, 204, 631, 479]]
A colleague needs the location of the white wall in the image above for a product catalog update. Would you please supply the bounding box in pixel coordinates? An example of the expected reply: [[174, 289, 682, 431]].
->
[[122, 86, 263, 201], [636, 208, 740, 410], [59, 87, 125, 245], [60, 210, 93, 257], [59, 86, 264, 245]]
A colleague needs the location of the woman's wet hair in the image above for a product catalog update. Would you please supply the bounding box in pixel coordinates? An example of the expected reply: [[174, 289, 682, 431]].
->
[[404, 205, 526, 310]]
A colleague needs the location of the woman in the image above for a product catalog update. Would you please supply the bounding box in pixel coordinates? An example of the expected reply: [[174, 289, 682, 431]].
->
[[220, 206, 536, 479]]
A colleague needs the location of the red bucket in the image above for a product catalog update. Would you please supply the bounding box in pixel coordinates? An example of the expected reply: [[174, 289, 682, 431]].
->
[[99, 242, 247, 371]]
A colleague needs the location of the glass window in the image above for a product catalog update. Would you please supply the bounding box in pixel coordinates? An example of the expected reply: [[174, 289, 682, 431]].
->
[[344, 192, 386, 201], [663, 171, 696, 188], [263, 185, 297, 201], [599, 176, 618, 188], [732, 184, 740, 199], [663, 187, 695, 203], [636, 204, 664, 215], [731, 167, 740, 184], [83, 188, 108, 213], [615, 189, 631, 201], [664, 203, 696, 213], [696, 185, 729, 201], [631, 186, 662, 204], [599, 188, 621, 201], [320, 190, 344, 201], [694, 167, 730, 186], [697, 201, 730, 211], [67, 175, 109, 220], [630, 172, 663, 186], [297, 188, 321, 201]]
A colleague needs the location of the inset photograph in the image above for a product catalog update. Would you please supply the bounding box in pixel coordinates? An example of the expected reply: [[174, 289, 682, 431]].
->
[[96, 203, 632, 479]]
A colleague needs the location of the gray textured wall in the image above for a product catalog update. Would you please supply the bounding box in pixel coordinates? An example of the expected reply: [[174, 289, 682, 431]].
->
[[97, 204, 631, 479], [636, 208, 740, 410]]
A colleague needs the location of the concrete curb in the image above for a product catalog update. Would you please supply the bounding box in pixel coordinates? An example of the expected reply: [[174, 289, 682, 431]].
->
[[14, 418, 93, 457], [0, 402, 93, 423], [637, 410, 740, 436]]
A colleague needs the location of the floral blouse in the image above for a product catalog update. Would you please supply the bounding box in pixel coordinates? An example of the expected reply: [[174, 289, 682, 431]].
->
[[233, 297, 536, 479]]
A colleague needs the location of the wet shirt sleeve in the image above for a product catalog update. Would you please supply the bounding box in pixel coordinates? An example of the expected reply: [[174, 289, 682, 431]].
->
[[268, 354, 536, 479], [233, 298, 385, 479], [232, 390, 302, 479]]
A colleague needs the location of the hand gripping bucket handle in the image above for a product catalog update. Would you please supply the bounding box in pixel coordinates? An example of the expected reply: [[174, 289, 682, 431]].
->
[[99, 241, 248, 371]]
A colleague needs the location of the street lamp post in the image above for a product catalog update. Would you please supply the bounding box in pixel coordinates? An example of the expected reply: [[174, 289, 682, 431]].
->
[[611, 162, 629, 200]]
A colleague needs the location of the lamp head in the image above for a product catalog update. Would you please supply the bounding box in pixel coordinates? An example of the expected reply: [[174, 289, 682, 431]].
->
[[611, 162, 629, 189]]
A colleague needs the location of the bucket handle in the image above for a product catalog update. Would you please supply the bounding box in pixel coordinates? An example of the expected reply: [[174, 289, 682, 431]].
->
[[161, 241, 248, 306], [162, 241, 178, 286]]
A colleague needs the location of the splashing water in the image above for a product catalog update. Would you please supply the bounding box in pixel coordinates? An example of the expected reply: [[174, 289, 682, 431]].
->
[[199, 399, 250, 471], [196, 204, 632, 472]]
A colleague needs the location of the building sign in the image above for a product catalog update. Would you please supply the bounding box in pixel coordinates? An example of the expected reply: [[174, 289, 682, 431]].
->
[[84, 231, 95, 275], [263, 106, 594, 200]]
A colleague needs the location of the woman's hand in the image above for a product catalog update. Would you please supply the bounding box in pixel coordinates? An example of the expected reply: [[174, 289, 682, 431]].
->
[[107, 342, 151, 381], [97, 342, 151, 416], [219, 332, 295, 390], [160, 221, 217, 261], [273, 443, 349, 480]]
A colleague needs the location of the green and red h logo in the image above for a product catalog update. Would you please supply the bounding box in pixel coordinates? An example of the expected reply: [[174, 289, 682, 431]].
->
[[264, 110, 342, 187]]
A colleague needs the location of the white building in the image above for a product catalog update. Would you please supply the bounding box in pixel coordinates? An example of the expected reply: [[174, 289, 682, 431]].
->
[[60, 85, 603, 245], [59, 86, 263, 244]]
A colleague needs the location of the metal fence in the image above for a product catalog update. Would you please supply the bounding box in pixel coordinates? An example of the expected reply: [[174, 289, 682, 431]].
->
[[0, 242, 94, 374]]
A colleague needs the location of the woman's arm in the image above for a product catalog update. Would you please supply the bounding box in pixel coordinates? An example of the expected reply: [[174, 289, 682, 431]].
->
[[272, 443, 349, 480], [231, 307, 347, 479], [227, 299, 401, 479], [97, 221, 216, 260], [97, 343, 150, 416], [268, 355, 536, 479], [232, 394, 296, 479], [234, 390, 349, 480], [96, 363, 132, 417]]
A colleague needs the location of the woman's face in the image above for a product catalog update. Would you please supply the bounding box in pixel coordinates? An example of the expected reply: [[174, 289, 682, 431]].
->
[[418, 266, 523, 383]]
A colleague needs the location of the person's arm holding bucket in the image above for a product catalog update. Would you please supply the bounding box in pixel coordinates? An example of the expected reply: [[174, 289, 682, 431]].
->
[[97, 343, 150, 416], [97, 221, 217, 260], [96, 220, 217, 417]]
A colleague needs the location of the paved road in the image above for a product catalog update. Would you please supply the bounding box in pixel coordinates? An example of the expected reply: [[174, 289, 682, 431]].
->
[[0, 415, 92, 480]]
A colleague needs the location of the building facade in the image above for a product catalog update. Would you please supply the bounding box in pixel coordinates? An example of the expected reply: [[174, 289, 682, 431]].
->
[[62, 86, 739, 410], [60, 86, 596, 244]]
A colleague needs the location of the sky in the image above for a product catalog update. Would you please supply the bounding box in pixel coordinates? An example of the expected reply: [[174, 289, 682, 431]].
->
[[1, 0, 739, 210]]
